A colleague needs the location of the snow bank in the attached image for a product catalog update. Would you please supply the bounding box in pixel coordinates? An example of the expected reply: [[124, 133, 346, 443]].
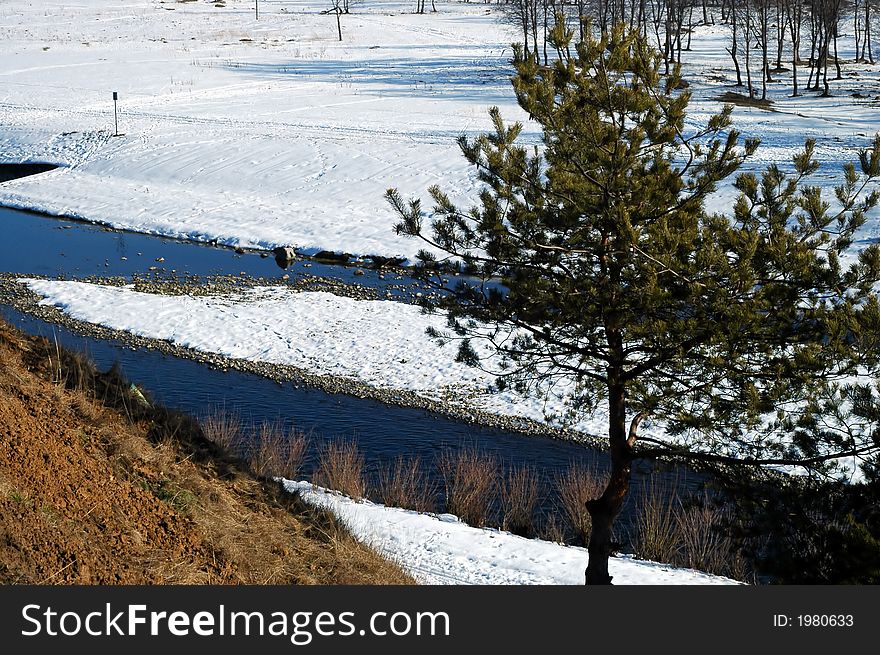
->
[[284, 480, 741, 585]]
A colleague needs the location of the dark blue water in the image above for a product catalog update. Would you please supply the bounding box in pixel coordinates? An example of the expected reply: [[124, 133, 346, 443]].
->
[[0, 206, 421, 296]]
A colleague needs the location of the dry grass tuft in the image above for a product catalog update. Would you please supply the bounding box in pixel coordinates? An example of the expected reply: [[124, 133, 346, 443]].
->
[[438, 446, 498, 527], [633, 475, 681, 564], [313, 440, 367, 500], [633, 476, 751, 581], [200, 411, 244, 455], [249, 421, 308, 481], [500, 465, 540, 537], [673, 496, 751, 580], [377, 455, 437, 513], [555, 463, 606, 546]]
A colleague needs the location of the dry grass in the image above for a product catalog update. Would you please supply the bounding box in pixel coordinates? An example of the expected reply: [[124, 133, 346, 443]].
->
[[633, 475, 681, 564], [555, 463, 606, 546], [537, 512, 567, 544], [633, 475, 751, 581], [438, 446, 498, 527], [673, 497, 751, 581], [377, 455, 437, 513], [500, 465, 540, 537], [249, 421, 308, 481], [200, 411, 244, 455], [313, 439, 367, 500]]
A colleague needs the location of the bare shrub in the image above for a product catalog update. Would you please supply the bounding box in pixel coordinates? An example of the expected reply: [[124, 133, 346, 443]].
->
[[673, 497, 751, 581], [313, 440, 366, 500], [438, 446, 498, 527], [632, 477, 751, 580], [555, 463, 606, 546], [633, 475, 680, 564], [377, 455, 437, 513], [500, 465, 540, 537], [200, 411, 243, 455], [249, 421, 308, 481], [537, 512, 567, 544]]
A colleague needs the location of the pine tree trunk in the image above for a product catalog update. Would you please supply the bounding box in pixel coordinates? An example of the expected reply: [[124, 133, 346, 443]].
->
[[585, 379, 631, 585]]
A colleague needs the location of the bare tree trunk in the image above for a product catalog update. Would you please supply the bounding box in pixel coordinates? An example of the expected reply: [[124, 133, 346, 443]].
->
[[744, 6, 754, 97], [759, 1, 772, 100], [786, 0, 802, 96], [821, 23, 831, 95], [542, 0, 548, 66], [578, 0, 586, 42], [727, 6, 743, 86], [531, 0, 539, 57], [686, 5, 693, 51], [664, 0, 673, 74], [855, 0, 863, 61], [775, 0, 786, 68], [833, 21, 842, 79], [807, 6, 818, 91]]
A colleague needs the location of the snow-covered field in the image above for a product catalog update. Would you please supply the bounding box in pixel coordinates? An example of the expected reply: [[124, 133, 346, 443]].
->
[[0, 0, 532, 259], [285, 480, 740, 585], [1, 1, 877, 260]]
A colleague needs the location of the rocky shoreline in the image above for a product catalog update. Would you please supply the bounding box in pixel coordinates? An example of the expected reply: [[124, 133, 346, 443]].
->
[[0, 272, 604, 450]]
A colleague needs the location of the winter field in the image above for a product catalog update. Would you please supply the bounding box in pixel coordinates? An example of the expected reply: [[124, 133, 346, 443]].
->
[[1, 0, 878, 259], [2, 1, 880, 583]]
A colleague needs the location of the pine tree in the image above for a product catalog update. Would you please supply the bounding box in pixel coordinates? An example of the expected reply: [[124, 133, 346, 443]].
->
[[386, 19, 880, 584]]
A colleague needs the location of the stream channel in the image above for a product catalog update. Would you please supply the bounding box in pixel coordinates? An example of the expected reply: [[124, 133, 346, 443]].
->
[[0, 202, 704, 537]]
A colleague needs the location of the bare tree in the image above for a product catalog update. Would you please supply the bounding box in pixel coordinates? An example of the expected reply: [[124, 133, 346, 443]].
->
[[785, 0, 806, 95], [753, 0, 773, 99], [726, 0, 745, 86], [322, 1, 343, 41], [863, 0, 877, 62]]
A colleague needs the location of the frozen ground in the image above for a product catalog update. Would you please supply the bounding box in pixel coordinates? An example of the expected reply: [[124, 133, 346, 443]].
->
[[1, 1, 878, 260], [284, 480, 740, 585]]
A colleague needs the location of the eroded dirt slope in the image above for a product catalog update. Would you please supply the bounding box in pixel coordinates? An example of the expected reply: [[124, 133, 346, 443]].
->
[[0, 319, 411, 585]]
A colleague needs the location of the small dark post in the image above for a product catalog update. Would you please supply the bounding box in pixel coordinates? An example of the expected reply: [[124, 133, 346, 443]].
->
[[255, 0, 259, 20], [112, 91, 119, 137]]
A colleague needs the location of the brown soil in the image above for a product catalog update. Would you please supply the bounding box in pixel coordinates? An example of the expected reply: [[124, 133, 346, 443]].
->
[[0, 318, 413, 585]]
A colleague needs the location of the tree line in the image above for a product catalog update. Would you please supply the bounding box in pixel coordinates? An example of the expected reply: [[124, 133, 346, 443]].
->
[[492, 0, 877, 98]]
